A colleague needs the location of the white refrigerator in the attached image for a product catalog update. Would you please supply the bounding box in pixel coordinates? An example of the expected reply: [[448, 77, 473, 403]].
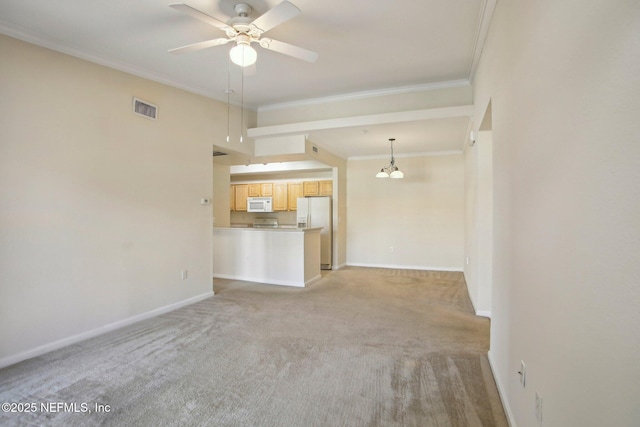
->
[[297, 196, 332, 270]]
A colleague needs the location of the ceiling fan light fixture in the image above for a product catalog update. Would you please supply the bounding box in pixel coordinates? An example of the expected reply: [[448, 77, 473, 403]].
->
[[230, 37, 257, 67]]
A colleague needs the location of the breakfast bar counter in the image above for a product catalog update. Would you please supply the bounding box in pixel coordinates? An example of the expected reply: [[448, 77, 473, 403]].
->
[[212, 227, 322, 287]]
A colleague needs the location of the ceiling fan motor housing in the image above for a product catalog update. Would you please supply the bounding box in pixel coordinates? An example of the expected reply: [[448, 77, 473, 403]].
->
[[227, 4, 258, 38], [234, 3, 251, 16]]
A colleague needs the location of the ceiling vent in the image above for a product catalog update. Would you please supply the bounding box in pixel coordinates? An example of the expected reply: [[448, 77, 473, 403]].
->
[[133, 97, 157, 120], [212, 151, 228, 157]]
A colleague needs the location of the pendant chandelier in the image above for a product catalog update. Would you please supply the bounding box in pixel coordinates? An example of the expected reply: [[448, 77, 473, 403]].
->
[[376, 138, 404, 179]]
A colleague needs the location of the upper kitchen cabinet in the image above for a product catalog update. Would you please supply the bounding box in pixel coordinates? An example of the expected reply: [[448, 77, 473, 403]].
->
[[248, 183, 273, 197], [234, 184, 248, 211], [231, 180, 332, 212], [302, 180, 333, 197], [303, 181, 319, 196], [261, 183, 273, 197], [288, 183, 303, 211], [319, 180, 333, 196], [272, 183, 288, 211], [248, 183, 261, 197]]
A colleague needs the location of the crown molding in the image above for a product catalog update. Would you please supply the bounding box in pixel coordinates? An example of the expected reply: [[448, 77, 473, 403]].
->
[[257, 80, 471, 113], [468, 0, 498, 83]]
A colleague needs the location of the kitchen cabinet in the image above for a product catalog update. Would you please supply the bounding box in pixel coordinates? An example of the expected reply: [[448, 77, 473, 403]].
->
[[273, 183, 288, 211], [288, 182, 303, 211], [248, 183, 261, 197], [230, 185, 235, 211], [231, 180, 331, 212], [261, 183, 273, 196], [319, 180, 333, 196], [247, 183, 273, 197], [303, 181, 319, 196], [234, 184, 248, 211]]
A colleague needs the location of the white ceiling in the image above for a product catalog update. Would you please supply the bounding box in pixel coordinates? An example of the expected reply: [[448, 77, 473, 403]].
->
[[0, 0, 492, 158]]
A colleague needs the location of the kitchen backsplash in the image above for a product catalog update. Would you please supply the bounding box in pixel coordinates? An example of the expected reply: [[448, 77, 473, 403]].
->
[[231, 211, 297, 226]]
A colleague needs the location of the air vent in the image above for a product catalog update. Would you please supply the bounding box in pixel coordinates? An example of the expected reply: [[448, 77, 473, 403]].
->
[[312, 145, 319, 154], [133, 97, 157, 120], [212, 151, 228, 157]]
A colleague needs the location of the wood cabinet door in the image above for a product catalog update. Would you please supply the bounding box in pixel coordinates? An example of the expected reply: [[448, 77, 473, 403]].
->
[[288, 183, 303, 211], [319, 180, 333, 196], [303, 181, 319, 196], [272, 183, 288, 211], [248, 183, 261, 197], [234, 184, 248, 211], [230, 185, 235, 211], [260, 183, 273, 197]]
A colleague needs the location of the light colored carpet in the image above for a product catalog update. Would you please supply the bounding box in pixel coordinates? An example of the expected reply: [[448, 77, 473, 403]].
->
[[0, 267, 507, 426]]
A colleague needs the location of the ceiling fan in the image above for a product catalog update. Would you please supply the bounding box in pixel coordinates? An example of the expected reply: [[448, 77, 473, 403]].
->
[[168, 1, 318, 67]]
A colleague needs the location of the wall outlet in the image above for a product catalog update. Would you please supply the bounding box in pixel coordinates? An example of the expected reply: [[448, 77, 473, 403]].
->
[[181, 269, 188, 280], [518, 360, 526, 387], [389, 246, 394, 253], [466, 256, 470, 265], [535, 390, 543, 424]]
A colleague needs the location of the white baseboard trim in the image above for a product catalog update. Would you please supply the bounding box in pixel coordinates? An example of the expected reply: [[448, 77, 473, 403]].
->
[[488, 350, 517, 427], [0, 291, 214, 370], [333, 263, 348, 270], [346, 262, 463, 272], [461, 272, 491, 318], [305, 274, 322, 286], [213, 273, 306, 288]]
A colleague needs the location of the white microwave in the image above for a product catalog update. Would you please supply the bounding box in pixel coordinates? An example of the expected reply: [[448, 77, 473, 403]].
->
[[247, 197, 273, 212]]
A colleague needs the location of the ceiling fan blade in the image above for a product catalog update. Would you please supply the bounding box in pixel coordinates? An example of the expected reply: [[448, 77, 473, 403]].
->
[[251, 1, 300, 33], [260, 38, 318, 63], [169, 38, 230, 54], [169, 3, 230, 31]]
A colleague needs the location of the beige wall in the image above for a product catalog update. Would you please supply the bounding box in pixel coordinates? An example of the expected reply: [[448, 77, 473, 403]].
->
[[212, 160, 231, 227], [473, 1, 640, 426], [0, 34, 237, 365], [464, 130, 493, 317], [347, 154, 464, 270]]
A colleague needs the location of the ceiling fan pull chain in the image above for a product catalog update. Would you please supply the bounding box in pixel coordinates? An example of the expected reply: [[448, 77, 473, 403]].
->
[[226, 56, 231, 143], [240, 65, 244, 143]]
